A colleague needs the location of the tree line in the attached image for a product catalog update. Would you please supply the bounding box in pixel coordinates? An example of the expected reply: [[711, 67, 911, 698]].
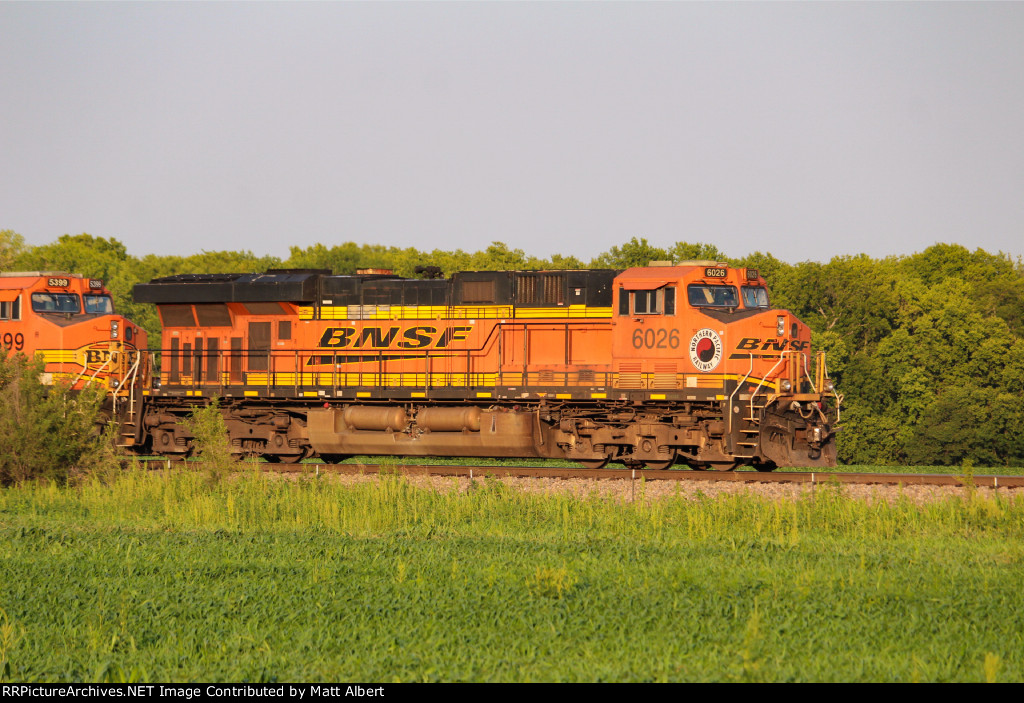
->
[[3, 229, 1023, 467]]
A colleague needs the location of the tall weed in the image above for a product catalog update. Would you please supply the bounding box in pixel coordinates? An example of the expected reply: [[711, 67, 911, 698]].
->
[[183, 398, 235, 484]]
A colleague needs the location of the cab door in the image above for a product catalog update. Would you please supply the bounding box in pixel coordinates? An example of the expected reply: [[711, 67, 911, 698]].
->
[[611, 283, 681, 389]]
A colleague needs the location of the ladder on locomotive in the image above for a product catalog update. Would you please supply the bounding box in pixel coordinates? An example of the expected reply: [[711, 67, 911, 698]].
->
[[115, 392, 144, 448], [732, 402, 764, 460], [725, 352, 794, 461], [114, 351, 145, 449]]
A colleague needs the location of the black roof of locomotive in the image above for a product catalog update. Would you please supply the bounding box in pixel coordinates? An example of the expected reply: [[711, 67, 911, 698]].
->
[[133, 268, 620, 308], [133, 271, 327, 304]]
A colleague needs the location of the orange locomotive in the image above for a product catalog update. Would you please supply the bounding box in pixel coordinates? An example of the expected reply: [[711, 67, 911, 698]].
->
[[132, 263, 839, 470], [0, 272, 149, 443]]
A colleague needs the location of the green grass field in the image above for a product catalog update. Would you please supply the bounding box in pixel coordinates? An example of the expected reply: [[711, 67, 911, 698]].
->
[[1, 468, 1023, 682]]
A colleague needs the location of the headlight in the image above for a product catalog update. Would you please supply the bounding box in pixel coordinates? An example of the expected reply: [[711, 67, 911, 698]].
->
[[777, 315, 785, 336], [780, 379, 792, 392], [825, 380, 835, 392], [110, 320, 119, 339]]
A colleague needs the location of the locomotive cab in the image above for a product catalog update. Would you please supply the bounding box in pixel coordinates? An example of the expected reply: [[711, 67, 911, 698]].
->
[[0, 273, 149, 438], [611, 262, 839, 469]]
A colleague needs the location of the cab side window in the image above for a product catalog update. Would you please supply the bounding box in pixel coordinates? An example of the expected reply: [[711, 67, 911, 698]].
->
[[0, 296, 20, 321], [619, 286, 676, 315]]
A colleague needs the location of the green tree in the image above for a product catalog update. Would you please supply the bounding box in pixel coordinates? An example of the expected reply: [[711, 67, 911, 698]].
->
[[783, 255, 901, 350], [469, 242, 541, 270], [974, 276, 1024, 336], [668, 241, 726, 263], [591, 237, 669, 268], [0, 230, 26, 271], [546, 253, 586, 270], [905, 385, 1024, 466], [900, 243, 1016, 287], [15, 233, 130, 280]]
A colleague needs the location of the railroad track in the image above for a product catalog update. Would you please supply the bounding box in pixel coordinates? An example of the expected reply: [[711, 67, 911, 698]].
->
[[137, 458, 1024, 488]]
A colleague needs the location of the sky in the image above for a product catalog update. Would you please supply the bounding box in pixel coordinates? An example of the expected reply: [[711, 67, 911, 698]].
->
[[2, 2, 1024, 265]]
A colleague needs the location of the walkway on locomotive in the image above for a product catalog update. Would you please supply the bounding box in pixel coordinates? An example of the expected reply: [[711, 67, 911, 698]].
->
[[134, 264, 822, 405]]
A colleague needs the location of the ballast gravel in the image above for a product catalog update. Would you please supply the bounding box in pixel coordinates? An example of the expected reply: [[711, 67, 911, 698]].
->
[[301, 472, 1021, 505]]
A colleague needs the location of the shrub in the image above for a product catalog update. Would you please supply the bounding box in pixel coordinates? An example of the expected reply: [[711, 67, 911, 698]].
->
[[0, 351, 107, 485], [183, 398, 236, 483]]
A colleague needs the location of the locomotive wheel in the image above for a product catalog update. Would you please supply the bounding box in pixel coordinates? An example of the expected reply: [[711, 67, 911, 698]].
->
[[318, 454, 350, 464], [753, 461, 777, 472], [277, 448, 311, 465], [689, 461, 739, 471], [643, 459, 675, 470], [264, 448, 309, 465], [577, 457, 612, 470]]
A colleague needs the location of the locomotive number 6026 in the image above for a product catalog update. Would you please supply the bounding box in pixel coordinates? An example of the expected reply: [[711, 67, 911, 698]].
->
[[631, 328, 680, 349]]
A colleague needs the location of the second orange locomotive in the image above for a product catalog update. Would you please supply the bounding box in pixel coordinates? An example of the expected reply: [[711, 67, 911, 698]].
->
[[1, 272, 149, 440], [132, 262, 839, 470]]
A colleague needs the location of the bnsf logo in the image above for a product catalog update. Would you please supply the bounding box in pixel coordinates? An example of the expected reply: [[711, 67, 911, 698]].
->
[[318, 325, 472, 350], [736, 337, 810, 352], [78, 343, 129, 370], [85, 349, 114, 366]]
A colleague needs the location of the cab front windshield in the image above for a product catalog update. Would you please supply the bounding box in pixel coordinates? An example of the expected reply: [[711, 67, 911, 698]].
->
[[742, 286, 770, 308], [84, 295, 114, 314], [687, 284, 739, 308], [31, 292, 81, 314]]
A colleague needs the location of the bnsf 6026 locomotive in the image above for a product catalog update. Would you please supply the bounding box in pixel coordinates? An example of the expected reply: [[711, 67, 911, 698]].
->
[[131, 262, 839, 470]]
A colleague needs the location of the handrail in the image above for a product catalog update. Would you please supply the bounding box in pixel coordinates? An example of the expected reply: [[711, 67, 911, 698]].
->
[[121, 350, 143, 421], [726, 353, 755, 440], [73, 347, 117, 389], [747, 352, 791, 421], [800, 352, 817, 394]]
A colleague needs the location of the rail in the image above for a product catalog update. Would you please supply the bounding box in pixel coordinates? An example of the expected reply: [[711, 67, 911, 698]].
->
[[127, 457, 1024, 489]]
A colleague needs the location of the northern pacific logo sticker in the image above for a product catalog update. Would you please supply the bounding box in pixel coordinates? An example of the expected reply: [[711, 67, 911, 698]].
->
[[689, 329, 723, 372]]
